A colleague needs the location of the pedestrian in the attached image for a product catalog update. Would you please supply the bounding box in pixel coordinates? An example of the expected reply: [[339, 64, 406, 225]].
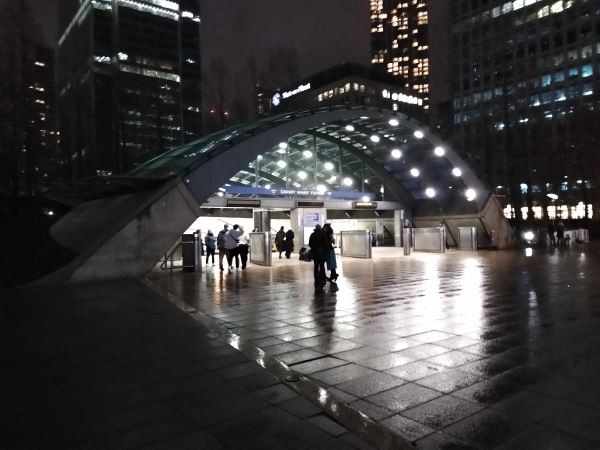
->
[[216, 224, 229, 271], [224, 224, 244, 272], [322, 223, 338, 282], [275, 226, 285, 259], [238, 232, 250, 269], [204, 230, 217, 266], [556, 220, 565, 247], [547, 221, 556, 246], [284, 228, 295, 259], [309, 224, 329, 290]]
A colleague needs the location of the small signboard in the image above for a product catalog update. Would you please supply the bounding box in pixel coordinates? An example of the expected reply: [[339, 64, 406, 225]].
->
[[304, 212, 320, 225]]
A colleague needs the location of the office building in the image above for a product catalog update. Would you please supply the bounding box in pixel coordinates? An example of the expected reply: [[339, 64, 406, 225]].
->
[[263, 62, 425, 119], [370, 0, 430, 106], [57, 0, 201, 180], [449, 0, 599, 220]]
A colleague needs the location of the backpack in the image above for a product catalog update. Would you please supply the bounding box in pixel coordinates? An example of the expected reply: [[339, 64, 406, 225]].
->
[[216, 230, 227, 248], [299, 247, 312, 261]]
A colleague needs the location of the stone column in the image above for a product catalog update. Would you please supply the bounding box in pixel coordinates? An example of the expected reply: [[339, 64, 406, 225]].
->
[[394, 210, 404, 247]]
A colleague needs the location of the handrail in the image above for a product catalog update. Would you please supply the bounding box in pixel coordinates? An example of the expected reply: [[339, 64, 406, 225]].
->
[[160, 241, 183, 270]]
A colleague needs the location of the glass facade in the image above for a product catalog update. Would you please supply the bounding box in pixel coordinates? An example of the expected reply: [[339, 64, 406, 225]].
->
[[370, 0, 430, 106], [450, 0, 600, 219], [57, 0, 201, 181]]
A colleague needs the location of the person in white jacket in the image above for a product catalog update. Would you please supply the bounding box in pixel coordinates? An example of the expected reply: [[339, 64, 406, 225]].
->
[[237, 232, 250, 269], [224, 224, 244, 272]]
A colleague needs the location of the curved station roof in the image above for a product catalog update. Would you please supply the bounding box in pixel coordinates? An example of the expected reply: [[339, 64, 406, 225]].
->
[[42, 105, 496, 285], [131, 105, 487, 213]]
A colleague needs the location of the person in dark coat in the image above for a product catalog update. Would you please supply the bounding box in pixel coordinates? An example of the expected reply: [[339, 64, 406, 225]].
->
[[204, 230, 217, 266], [275, 226, 285, 259], [308, 224, 329, 290], [284, 229, 295, 259]]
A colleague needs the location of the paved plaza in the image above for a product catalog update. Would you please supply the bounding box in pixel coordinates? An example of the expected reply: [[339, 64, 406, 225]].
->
[[1, 244, 600, 449]]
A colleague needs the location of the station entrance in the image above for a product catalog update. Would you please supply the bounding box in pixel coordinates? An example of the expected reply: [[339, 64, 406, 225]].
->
[[40, 106, 514, 285]]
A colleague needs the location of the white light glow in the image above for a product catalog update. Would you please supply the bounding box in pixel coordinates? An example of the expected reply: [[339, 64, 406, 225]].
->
[[345, 125, 355, 132], [297, 171, 307, 180], [264, 184, 271, 189], [317, 185, 326, 193], [547, 193, 558, 200], [434, 146, 445, 157], [410, 168, 420, 177], [277, 160, 286, 168], [388, 118, 399, 126], [465, 188, 477, 201], [414, 130, 424, 139], [370, 135, 380, 143], [391, 149, 402, 159], [302, 150, 313, 158], [425, 188, 436, 198], [278, 142, 288, 149], [362, 196, 370, 202], [343, 177, 353, 186], [452, 167, 462, 177], [324, 162, 334, 171]]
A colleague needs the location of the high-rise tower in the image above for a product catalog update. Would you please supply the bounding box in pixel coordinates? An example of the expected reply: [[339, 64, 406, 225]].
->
[[370, 0, 430, 107], [449, 0, 599, 220], [57, 0, 201, 180]]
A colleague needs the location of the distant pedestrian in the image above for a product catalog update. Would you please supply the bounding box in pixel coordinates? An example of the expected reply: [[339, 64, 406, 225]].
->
[[309, 224, 329, 290], [217, 224, 229, 271], [284, 228, 295, 259], [547, 221, 556, 246], [322, 223, 338, 282], [204, 230, 217, 266], [556, 220, 565, 247], [224, 224, 244, 272], [238, 232, 250, 269], [275, 226, 285, 259]]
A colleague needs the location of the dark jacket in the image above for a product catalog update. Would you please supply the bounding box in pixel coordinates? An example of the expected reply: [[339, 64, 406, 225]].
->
[[205, 233, 217, 250], [275, 230, 285, 251], [284, 230, 295, 252], [309, 229, 329, 262]]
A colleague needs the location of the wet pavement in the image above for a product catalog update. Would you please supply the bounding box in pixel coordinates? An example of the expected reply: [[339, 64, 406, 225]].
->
[[2, 244, 600, 449], [149, 244, 600, 449]]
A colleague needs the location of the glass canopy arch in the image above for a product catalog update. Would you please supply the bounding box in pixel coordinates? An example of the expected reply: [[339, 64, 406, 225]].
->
[[131, 106, 488, 210]]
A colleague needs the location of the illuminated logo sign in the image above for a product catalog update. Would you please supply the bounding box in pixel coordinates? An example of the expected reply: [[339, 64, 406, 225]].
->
[[282, 83, 311, 99], [382, 89, 423, 106], [271, 92, 281, 106]]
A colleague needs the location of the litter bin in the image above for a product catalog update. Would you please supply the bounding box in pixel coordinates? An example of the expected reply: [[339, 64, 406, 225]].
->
[[182, 231, 201, 272]]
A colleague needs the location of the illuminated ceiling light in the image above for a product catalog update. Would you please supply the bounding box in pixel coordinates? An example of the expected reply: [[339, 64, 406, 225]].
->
[[317, 185, 326, 193], [364, 179, 369, 184], [329, 175, 338, 183], [425, 188, 436, 198], [264, 184, 271, 190], [370, 135, 380, 143], [277, 160, 286, 168], [324, 162, 334, 171], [465, 188, 477, 201], [278, 142, 288, 149], [218, 187, 226, 192], [302, 150, 313, 158], [391, 149, 402, 159], [380, 186, 385, 193], [547, 193, 558, 200], [410, 168, 420, 177], [388, 118, 399, 126], [217, 192, 224, 197], [452, 167, 462, 177], [413, 130, 424, 139], [360, 116, 369, 119], [297, 171, 307, 180], [256, 155, 263, 160], [345, 125, 355, 132], [433, 146, 445, 157], [343, 177, 353, 186], [362, 196, 370, 202]]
